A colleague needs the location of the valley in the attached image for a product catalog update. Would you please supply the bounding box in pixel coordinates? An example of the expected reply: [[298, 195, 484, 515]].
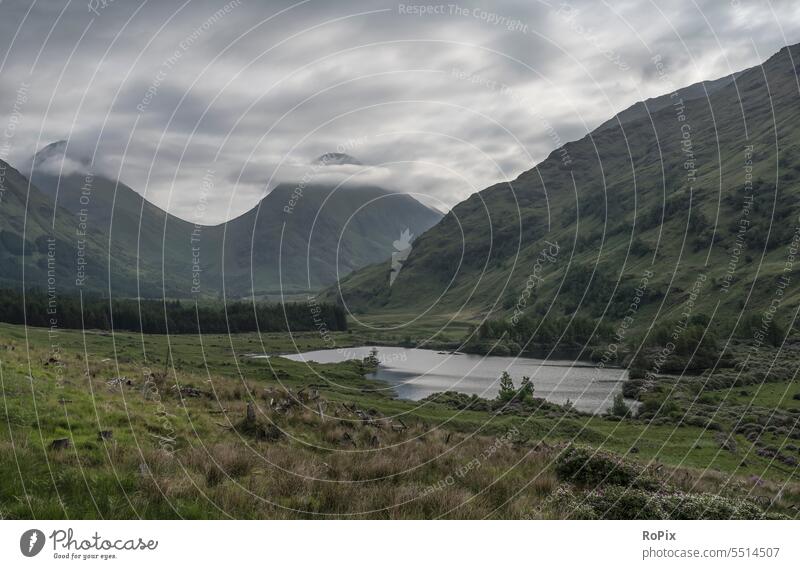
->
[[2, 40, 800, 521]]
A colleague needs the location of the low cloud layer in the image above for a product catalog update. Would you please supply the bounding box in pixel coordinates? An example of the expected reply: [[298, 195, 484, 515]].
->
[[1, 0, 798, 223]]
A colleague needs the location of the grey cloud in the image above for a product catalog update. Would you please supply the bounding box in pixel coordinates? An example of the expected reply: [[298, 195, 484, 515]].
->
[[1, 0, 799, 223]]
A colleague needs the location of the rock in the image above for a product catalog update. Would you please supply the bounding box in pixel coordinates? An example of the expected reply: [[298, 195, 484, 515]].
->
[[106, 377, 130, 389], [173, 385, 204, 398], [49, 438, 71, 451]]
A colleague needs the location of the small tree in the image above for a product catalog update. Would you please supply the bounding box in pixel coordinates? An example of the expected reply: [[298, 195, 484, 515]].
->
[[498, 371, 516, 401], [363, 347, 380, 368], [610, 392, 630, 417], [519, 376, 534, 402]]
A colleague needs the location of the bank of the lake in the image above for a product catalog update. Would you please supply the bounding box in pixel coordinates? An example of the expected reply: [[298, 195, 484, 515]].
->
[[260, 345, 630, 414]]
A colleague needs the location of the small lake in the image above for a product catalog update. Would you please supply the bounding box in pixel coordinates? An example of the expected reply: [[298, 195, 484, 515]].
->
[[268, 345, 628, 414]]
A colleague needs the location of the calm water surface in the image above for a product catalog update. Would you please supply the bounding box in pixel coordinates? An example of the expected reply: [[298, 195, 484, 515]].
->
[[267, 346, 627, 414]]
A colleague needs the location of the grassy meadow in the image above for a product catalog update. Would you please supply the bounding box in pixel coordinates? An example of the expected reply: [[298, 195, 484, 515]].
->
[[0, 321, 798, 519]]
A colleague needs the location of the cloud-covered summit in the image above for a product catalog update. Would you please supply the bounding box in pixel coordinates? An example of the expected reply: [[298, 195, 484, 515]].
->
[[314, 152, 363, 166]]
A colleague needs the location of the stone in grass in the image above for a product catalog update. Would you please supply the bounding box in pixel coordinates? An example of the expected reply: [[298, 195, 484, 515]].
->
[[238, 402, 282, 442], [49, 438, 71, 451]]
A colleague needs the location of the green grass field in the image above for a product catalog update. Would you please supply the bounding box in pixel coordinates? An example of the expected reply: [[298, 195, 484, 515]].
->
[[0, 322, 797, 519]]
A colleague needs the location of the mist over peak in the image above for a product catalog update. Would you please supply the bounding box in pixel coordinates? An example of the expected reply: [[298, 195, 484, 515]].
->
[[313, 152, 363, 166], [31, 139, 98, 178]]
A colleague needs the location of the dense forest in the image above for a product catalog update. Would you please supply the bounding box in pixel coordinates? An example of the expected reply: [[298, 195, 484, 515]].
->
[[0, 289, 347, 334]]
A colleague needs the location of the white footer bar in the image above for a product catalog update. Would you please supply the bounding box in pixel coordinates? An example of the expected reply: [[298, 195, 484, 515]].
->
[[2, 520, 798, 568]]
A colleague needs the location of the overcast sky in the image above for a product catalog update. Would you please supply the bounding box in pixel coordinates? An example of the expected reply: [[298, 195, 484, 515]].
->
[[1, 0, 799, 224]]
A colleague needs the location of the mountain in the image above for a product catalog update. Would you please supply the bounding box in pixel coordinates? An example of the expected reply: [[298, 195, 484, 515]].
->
[[28, 141, 200, 297], [11, 145, 442, 298], [0, 157, 156, 296], [213, 183, 442, 296], [596, 71, 741, 132], [328, 44, 800, 333]]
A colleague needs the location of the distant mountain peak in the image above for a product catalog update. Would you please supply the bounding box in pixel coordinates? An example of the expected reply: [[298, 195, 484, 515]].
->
[[31, 139, 90, 175], [313, 152, 363, 166], [32, 139, 68, 162]]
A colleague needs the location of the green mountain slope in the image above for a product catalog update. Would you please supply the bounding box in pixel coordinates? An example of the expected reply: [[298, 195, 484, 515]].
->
[[329, 44, 800, 335], [214, 183, 443, 296], [0, 158, 155, 296]]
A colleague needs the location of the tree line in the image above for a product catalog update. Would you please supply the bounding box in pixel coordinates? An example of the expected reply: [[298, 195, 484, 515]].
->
[[0, 289, 347, 334]]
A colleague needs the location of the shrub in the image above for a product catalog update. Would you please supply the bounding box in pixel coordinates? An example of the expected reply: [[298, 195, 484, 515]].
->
[[627, 368, 646, 380], [421, 391, 491, 411], [582, 486, 665, 519], [665, 492, 766, 519], [557, 485, 766, 520], [639, 396, 679, 418], [555, 446, 658, 490], [609, 393, 631, 417], [622, 378, 646, 399]]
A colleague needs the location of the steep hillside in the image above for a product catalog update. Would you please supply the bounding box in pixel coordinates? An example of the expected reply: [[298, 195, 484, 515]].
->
[[329, 44, 800, 337], [0, 158, 153, 296], [215, 183, 442, 296]]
